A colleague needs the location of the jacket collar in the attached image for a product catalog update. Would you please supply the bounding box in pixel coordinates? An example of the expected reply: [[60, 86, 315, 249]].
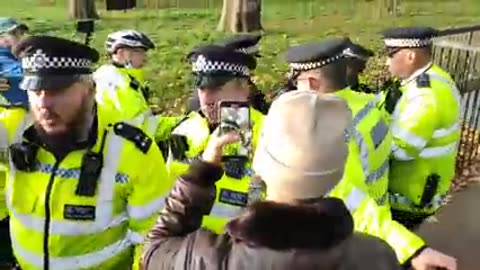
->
[[226, 197, 354, 250], [402, 62, 433, 85]]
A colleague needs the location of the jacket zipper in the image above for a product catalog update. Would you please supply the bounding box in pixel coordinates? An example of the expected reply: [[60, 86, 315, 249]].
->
[[43, 160, 61, 270]]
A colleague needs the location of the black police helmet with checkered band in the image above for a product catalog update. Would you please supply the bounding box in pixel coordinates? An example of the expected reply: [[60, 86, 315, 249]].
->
[[218, 34, 262, 58], [14, 35, 99, 91], [381, 26, 439, 49], [285, 38, 349, 72], [188, 44, 256, 89], [343, 38, 374, 61]]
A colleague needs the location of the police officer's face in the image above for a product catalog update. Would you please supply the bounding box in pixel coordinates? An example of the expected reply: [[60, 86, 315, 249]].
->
[[119, 48, 147, 68], [386, 49, 413, 79], [28, 81, 93, 136], [198, 80, 249, 123]]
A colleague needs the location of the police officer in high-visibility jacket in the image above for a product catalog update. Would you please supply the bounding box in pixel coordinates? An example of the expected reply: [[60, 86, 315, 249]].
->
[[0, 35, 171, 270], [379, 27, 461, 230], [283, 38, 457, 270], [94, 30, 181, 157], [94, 30, 155, 119], [167, 44, 264, 233], [285, 38, 392, 208]]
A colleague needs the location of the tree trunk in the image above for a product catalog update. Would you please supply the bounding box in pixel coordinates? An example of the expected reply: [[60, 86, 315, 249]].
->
[[68, 0, 100, 20], [217, 0, 263, 33]]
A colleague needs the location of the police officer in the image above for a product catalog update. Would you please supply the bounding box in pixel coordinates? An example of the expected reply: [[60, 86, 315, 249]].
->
[[94, 29, 155, 118], [0, 17, 29, 267], [0, 35, 171, 270], [188, 34, 270, 114], [380, 27, 461, 231], [343, 38, 376, 93], [283, 38, 457, 270], [285, 38, 392, 207], [167, 44, 264, 233], [94, 30, 182, 158]]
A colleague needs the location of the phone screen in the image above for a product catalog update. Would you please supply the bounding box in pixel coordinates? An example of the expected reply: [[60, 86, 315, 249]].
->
[[219, 101, 252, 158]]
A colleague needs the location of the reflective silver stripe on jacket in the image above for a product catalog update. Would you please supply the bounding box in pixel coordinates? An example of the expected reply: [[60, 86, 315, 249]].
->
[[350, 101, 389, 184]]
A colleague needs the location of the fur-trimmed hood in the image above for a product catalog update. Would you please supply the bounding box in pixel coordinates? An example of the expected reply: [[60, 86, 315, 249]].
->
[[226, 198, 354, 250]]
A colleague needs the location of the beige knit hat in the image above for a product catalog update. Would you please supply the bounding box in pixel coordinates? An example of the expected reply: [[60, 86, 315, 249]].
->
[[252, 90, 352, 201]]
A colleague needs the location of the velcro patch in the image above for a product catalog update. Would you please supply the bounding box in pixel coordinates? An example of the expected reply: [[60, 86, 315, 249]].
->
[[219, 188, 248, 207], [63, 205, 95, 221]]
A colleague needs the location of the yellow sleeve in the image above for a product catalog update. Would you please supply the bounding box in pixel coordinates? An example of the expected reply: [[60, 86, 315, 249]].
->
[[126, 137, 173, 270], [351, 190, 425, 264]]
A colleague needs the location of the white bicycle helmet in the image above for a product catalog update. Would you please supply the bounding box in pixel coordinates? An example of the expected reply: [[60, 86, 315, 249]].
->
[[105, 30, 155, 54]]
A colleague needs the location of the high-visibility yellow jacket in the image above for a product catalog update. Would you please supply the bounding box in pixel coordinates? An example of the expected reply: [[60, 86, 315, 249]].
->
[[0, 104, 172, 270], [93, 63, 183, 153], [335, 88, 392, 207], [329, 178, 425, 264], [0, 107, 28, 220], [388, 64, 461, 215], [94, 64, 150, 119], [167, 109, 264, 233]]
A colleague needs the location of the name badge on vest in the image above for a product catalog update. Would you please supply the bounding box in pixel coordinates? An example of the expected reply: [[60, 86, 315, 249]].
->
[[219, 188, 248, 207], [64, 205, 96, 221], [223, 157, 247, 179]]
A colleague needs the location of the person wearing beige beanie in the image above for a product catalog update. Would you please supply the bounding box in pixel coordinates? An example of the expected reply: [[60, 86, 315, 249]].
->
[[142, 91, 401, 270]]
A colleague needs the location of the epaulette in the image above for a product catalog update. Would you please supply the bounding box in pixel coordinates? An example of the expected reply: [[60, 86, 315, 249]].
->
[[128, 75, 140, 91], [416, 73, 431, 88], [113, 122, 152, 154]]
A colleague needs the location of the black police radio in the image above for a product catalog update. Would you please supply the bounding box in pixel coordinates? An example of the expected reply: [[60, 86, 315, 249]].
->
[[9, 141, 39, 172]]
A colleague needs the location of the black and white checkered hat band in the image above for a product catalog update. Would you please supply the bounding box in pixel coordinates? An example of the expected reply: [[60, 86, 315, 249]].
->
[[22, 49, 92, 72], [192, 55, 250, 76], [235, 44, 259, 55], [384, 38, 432, 48], [289, 53, 345, 71]]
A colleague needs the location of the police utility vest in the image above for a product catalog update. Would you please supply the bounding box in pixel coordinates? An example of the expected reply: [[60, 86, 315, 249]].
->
[[0, 105, 171, 270], [334, 87, 392, 207], [387, 64, 461, 215], [167, 108, 264, 233]]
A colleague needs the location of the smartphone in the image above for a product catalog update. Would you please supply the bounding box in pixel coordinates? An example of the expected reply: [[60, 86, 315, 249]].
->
[[218, 100, 252, 159], [75, 20, 95, 34]]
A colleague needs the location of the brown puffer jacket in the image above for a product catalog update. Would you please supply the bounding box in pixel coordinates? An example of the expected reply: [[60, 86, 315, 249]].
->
[[141, 161, 401, 270]]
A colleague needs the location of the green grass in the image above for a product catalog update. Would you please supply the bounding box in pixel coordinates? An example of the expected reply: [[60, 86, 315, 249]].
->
[[1, 0, 480, 112]]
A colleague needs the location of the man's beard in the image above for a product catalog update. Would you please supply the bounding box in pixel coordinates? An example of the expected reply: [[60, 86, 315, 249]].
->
[[34, 95, 95, 150]]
